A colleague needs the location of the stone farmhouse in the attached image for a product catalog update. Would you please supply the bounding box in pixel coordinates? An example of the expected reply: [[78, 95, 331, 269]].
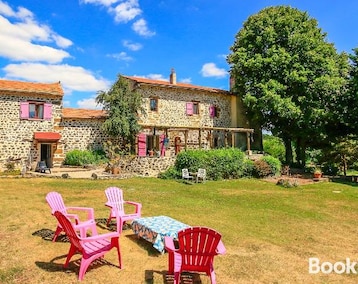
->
[[0, 69, 261, 172]]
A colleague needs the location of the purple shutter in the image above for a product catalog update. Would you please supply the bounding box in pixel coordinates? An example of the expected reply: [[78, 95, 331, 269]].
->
[[44, 103, 52, 120], [186, 102, 193, 115], [209, 105, 216, 117], [138, 133, 147, 157], [20, 102, 29, 119]]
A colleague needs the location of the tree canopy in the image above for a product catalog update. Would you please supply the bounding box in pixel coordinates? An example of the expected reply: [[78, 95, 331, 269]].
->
[[96, 75, 144, 152], [227, 5, 350, 165]]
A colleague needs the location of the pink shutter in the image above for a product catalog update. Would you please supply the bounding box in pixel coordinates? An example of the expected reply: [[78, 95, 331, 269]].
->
[[159, 134, 165, 156], [186, 102, 193, 115], [209, 105, 216, 117], [138, 133, 147, 157], [44, 103, 52, 120], [20, 102, 29, 119]]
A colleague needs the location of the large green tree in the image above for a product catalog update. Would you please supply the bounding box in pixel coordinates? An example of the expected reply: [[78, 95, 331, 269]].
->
[[227, 6, 349, 166], [96, 75, 144, 153]]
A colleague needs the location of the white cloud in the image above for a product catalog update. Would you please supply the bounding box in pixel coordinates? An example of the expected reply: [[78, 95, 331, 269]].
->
[[77, 97, 103, 109], [200, 63, 228, 78], [123, 40, 142, 51], [146, 74, 166, 81], [181, 77, 192, 84], [132, 18, 155, 37], [107, 51, 133, 61], [0, 1, 72, 63], [109, 0, 141, 23], [3, 63, 110, 92], [80, 0, 119, 6]]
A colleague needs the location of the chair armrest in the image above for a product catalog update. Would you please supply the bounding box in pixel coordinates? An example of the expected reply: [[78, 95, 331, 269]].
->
[[81, 231, 119, 242], [216, 240, 226, 255], [164, 236, 176, 252], [124, 201, 142, 213], [66, 206, 95, 220], [65, 213, 80, 224], [105, 201, 114, 208]]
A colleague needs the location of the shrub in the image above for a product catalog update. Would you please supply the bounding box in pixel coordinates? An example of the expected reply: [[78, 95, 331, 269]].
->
[[64, 149, 107, 166], [276, 178, 299, 188], [261, 155, 281, 176], [263, 134, 285, 162], [171, 148, 247, 180], [158, 166, 180, 179], [253, 159, 272, 178]]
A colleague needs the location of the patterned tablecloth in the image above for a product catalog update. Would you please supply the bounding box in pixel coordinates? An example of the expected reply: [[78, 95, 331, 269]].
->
[[132, 215, 190, 253]]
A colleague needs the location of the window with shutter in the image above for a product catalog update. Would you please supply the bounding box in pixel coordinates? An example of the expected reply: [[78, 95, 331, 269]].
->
[[186, 102, 193, 115]]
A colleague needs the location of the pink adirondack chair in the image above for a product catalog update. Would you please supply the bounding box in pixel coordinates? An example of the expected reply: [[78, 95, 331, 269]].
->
[[53, 211, 122, 281], [46, 191, 98, 242], [164, 227, 226, 284], [104, 187, 142, 227]]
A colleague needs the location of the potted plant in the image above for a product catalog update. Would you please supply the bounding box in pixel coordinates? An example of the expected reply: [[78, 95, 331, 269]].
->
[[313, 168, 322, 179]]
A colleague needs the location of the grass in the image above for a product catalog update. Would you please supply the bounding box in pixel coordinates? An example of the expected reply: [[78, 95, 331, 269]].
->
[[0, 177, 357, 283]]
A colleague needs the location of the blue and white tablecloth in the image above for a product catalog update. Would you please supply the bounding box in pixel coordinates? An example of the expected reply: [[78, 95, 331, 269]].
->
[[132, 215, 190, 253]]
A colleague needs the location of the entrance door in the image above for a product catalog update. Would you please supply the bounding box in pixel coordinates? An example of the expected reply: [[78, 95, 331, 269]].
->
[[40, 144, 52, 167]]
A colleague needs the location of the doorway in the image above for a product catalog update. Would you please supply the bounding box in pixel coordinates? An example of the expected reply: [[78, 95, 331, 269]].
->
[[40, 144, 52, 168]]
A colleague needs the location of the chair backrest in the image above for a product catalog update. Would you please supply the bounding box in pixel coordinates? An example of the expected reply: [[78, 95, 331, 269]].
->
[[177, 227, 221, 268], [182, 168, 190, 178], [54, 211, 83, 250], [105, 187, 125, 215], [46, 191, 67, 215], [197, 168, 206, 178]]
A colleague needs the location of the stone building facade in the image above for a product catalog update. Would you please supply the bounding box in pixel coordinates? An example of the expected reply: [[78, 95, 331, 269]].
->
[[0, 71, 258, 171]]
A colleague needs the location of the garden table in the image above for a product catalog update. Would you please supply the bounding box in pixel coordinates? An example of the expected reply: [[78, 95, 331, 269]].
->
[[132, 215, 190, 253]]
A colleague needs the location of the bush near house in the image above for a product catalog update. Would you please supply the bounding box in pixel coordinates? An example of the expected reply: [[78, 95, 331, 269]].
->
[[64, 149, 107, 166], [160, 148, 283, 180]]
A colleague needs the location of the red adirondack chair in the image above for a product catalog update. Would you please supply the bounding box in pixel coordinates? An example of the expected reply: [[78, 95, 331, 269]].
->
[[105, 187, 142, 227], [46, 191, 98, 241], [53, 211, 122, 281], [164, 227, 226, 284]]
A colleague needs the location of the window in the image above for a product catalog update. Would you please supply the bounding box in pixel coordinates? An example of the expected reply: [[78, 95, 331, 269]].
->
[[209, 105, 220, 118], [150, 98, 158, 111], [186, 102, 199, 115], [20, 102, 52, 120]]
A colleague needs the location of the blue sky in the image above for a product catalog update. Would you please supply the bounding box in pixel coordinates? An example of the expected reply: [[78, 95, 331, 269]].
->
[[1, 0, 358, 109]]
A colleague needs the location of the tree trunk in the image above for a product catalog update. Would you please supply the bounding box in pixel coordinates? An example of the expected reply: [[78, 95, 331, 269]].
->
[[296, 137, 307, 167], [283, 137, 293, 165]]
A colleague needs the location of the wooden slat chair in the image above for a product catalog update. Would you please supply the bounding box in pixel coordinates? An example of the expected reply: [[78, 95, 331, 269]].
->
[[105, 187, 142, 227], [164, 227, 226, 284], [53, 211, 122, 281]]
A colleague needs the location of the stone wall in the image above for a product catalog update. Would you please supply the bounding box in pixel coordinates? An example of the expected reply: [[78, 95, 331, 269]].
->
[[60, 118, 109, 153], [136, 84, 233, 128], [124, 156, 176, 177], [0, 93, 62, 170]]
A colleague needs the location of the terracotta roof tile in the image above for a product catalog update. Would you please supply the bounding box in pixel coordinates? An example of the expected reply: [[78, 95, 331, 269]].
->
[[0, 79, 64, 96], [62, 108, 107, 119], [123, 75, 230, 94]]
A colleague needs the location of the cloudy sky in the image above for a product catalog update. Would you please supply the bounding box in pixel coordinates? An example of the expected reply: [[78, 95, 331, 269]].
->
[[1, 0, 358, 109]]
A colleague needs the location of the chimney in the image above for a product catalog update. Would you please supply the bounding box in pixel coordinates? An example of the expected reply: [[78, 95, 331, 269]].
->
[[169, 68, 177, 85], [229, 74, 235, 91]]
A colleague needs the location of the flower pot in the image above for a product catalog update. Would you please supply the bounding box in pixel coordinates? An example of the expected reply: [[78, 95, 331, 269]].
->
[[313, 172, 322, 178], [111, 167, 120, 175]]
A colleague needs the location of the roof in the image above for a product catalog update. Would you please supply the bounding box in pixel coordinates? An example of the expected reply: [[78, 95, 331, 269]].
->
[[122, 75, 230, 94], [34, 132, 61, 142], [0, 79, 64, 96], [62, 108, 107, 119]]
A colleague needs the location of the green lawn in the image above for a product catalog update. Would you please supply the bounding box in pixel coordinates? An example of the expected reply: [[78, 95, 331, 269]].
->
[[0, 177, 357, 283]]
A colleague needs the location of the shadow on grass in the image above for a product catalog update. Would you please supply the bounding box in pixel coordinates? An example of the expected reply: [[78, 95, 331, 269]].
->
[[330, 176, 358, 187], [125, 233, 162, 257], [35, 255, 119, 277], [144, 269, 203, 284], [32, 228, 69, 242]]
